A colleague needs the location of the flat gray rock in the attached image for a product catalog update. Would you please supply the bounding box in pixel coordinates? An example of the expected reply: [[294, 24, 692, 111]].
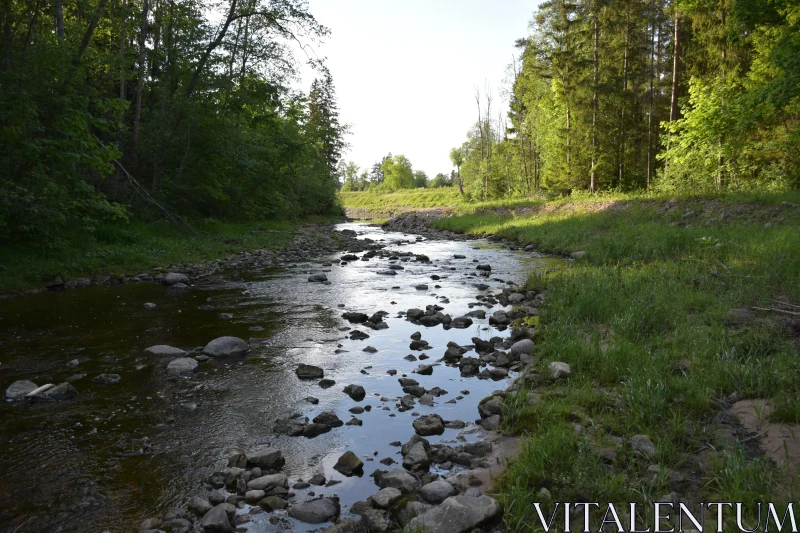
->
[[406, 494, 501, 533], [288, 497, 340, 524], [378, 468, 419, 492], [164, 272, 189, 285], [510, 339, 534, 356], [247, 447, 285, 470], [145, 345, 187, 358]]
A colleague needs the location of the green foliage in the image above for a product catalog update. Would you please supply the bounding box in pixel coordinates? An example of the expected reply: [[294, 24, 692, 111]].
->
[[0, 0, 344, 247], [380, 154, 416, 191]]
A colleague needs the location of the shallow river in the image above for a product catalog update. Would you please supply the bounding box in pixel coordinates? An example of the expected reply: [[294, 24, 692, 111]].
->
[[0, 222, 562, 533]]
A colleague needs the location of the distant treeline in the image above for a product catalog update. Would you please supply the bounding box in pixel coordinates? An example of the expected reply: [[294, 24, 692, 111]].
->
[[450, 0, 799, 200], [0, 0, 346, 243]]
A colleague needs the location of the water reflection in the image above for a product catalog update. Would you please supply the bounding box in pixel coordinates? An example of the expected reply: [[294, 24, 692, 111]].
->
[[0, 222, 562, 533]]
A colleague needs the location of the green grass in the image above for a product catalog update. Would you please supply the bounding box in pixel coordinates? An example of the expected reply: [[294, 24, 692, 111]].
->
[[0, 217, 315, 293], [338, 188, 466, 212], [435, 192, 800, 531]]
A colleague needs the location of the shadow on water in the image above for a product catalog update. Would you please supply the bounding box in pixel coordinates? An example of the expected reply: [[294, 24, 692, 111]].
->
[[0, 222, 565, 533]]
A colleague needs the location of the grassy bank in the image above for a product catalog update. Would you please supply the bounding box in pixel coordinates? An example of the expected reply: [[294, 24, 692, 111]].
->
[[339, 188, 466, 213], [0, 218, 316, 294], [435, 193, 800, 531]]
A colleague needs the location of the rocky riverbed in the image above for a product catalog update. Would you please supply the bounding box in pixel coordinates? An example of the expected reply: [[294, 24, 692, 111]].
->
[[0, 220, 566, 533]]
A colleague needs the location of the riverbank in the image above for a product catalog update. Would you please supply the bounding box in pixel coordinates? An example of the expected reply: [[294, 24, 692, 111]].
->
[[430, 194, 800, 530], [0, 216, 340, 296]]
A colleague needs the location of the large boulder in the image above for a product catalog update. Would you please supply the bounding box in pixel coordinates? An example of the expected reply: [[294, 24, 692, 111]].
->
[[4, 380, 37, 401], [308, 273, 329, 282], [144, 345, 187, 358], [247, 448, 285, 470], [167, 357, 198, 376], [450, 317, 473, 329], [288, 497, 340, 524], [412, 414, 445, 436], [313, 411, 344, 428], [406, 494, 502, 533], [203, 336, 249, 358], [333, 451, 364, 476]]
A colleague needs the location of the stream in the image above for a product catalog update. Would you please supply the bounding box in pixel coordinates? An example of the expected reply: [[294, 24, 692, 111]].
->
[[0, 222, 564, 533]]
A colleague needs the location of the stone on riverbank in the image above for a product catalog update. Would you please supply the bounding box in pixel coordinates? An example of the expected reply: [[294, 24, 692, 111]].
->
[[377, 468, 420, 492], [164, 272, 189, 285], [92, 373, 121, 385], [28, 382, 77, 402], [406, 494, 501, 533], [200, 503, 233, 532], [343, 384, 366, 401], [419, 480, 456, 504], [247, 474, 289, 491]]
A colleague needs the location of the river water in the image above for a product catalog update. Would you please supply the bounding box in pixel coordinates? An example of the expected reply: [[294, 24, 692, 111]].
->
[[0, 222, 562, 533]]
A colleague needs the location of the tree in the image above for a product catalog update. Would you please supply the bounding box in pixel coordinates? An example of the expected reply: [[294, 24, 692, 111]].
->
[[449, 146, 466, 194], [413, 170, 429, 188], [380, 155, 415, 190]]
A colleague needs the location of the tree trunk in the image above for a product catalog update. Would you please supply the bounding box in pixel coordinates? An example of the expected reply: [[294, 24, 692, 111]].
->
[[130, 0, 149, 173], [119, 0, 126, 100], [647, 0, 657, 190], [670, 14, 680, 122], [54, 0, 64, 44]]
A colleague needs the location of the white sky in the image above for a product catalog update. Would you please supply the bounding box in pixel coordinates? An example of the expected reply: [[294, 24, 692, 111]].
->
[[298, 0, 536, 177]]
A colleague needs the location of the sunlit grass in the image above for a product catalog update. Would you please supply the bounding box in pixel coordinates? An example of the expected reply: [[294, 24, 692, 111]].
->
[[433, 192, 800, 530]]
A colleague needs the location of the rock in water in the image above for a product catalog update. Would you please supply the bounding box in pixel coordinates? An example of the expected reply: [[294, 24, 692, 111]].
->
[[144, 345, 187, 358], [333, 451, 364, 476], [246, 448, 285, 470], [167, 357, 198, 376], [4, 380, 38, 401], [288, 498, 340, 524], [412, 414, 445, 436], [406, 494, 501, 533], [343, 384, 366, 401], [308, 273, 328, 282], [92, 373, 121, 385], [203, 336, 249, 358], [29, 382, 77, 402], [296, 364, 324, 379]]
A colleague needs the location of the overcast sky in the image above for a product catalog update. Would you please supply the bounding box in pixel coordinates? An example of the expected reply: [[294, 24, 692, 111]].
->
[[298, 0, 536, 177]]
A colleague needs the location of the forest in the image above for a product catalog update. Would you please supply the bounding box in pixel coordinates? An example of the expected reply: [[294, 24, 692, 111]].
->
[[0, 0, 346, 244], [448, 0, 800, 200]]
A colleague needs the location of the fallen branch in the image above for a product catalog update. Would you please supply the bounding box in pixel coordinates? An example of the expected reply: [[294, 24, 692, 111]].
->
[[771, 300, 800, 310]]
